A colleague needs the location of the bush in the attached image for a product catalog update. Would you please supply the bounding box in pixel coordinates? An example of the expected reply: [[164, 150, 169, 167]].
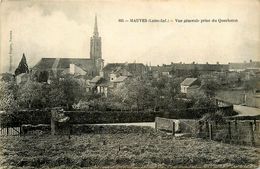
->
[[200, 110, 226, 124]]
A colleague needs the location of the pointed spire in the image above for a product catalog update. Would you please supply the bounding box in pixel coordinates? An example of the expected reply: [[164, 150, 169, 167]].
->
[[93, 14, 99, 37]]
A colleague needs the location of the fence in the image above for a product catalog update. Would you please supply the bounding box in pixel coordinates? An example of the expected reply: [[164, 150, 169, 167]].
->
[[199, 120, 260, 146], [0, 126, 21, 136], [154, 117, 260, 146]]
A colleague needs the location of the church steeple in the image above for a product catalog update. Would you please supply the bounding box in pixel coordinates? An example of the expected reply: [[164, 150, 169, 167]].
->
[[90, 15, 103, 76], [93, 15, 99, 37]]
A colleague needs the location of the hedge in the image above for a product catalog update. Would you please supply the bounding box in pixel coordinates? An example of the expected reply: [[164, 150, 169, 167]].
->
[[0, 105, 235, 127]]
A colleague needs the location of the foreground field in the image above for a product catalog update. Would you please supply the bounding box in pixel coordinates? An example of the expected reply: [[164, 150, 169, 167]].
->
[[0, 131, 259, 168]]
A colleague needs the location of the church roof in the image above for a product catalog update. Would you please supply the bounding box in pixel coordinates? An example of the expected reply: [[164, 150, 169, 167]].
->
[[33, 58, 94, 72]]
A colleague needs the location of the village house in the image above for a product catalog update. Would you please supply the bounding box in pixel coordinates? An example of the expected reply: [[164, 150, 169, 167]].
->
[[171, 62, 229, 75], [149, 65, 172, 78], [180, 78, 200, 94], [148, 62, 229, 79], [112, 76, 128, 88], [86, 74, 129, 97], [102, 63, 147, 81], [229, 60, 260, 72], [86, 76, 110, 96]]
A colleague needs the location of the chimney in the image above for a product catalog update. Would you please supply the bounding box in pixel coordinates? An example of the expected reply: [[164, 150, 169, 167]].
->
[[217, 61, 219, 64]]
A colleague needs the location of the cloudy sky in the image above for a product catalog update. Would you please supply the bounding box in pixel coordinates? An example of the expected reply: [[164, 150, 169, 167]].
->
[[0, 0, 259, 72]]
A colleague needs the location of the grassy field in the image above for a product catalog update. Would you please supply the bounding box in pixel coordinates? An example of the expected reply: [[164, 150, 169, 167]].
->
[[0, 131, 259, 168]]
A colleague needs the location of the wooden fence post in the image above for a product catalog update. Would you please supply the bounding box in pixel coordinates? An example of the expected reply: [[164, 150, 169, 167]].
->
[[198, 121, 202, 136], [209, 123, 213, 140], [250, 122, 255, 146], [155, 117, 158, 132], [20, 126, 22, 136], [228, 121, 232, 142], [172, 122, 175, 136], [235, 120, 238, 131], [205, 121, 209, 139], [254, 119, 256, 131], [51, 110, 57, 135]]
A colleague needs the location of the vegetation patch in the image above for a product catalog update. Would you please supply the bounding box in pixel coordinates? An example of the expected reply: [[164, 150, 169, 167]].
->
[[0, 132, 259, 168]]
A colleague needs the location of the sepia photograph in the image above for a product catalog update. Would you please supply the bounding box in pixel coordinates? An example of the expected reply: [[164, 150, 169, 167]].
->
[[0, 0, 259, 168]]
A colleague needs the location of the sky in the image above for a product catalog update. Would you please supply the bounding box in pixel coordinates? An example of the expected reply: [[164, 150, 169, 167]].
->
[[0, 0, 259, 73]]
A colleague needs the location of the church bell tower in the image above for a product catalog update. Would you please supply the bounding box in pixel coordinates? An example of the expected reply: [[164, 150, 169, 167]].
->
[[90, 15, 103, 75]]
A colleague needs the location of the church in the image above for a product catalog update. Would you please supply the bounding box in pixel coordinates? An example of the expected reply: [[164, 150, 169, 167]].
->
[[33, 16, 104, 80]]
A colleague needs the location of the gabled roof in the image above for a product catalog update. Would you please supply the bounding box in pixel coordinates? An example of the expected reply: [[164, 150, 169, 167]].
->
[[90, 76, 102, 83], [113, 76, 128, 83], [187, 85, 200, 89], [181, 78, 198, 86]]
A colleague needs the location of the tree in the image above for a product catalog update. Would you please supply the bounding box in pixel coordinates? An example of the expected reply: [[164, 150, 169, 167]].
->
[[17, 80, 43, 108], [201, 79, 221, 97], [201, 110, 226, 123], [37, 71, 49, 82], [0, 81, 18, 112], [166, 77, 183, 100], [1, 73, 15, 82], [190, 92, 216, 109], [15, 53, 29, 76], [47, 76, 86, 109]]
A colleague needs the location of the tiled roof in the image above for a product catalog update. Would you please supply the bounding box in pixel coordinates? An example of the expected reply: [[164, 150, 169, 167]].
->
[[33, 58, 56, 70], [113, 76, 128, 83], [90, 76, 102, 83], [171, 63, 229, 71], [151, 66, 172, 72], [103, 63, 146, 75], [188, 85, 200, 89], [102, 63, 126, 72], [181, 78, 198, 86], [229, 62, 260, 70]]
